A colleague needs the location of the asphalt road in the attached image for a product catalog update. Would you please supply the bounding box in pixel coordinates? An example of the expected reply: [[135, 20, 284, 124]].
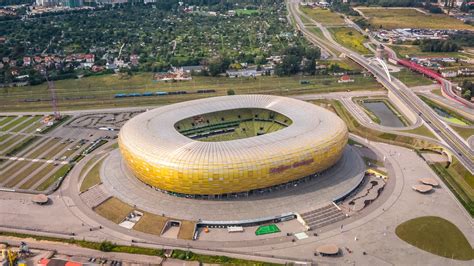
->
[[288, 0, 473, 173]]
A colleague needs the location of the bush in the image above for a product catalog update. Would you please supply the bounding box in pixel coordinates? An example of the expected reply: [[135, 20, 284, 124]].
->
[[99, 241, 116, 252]]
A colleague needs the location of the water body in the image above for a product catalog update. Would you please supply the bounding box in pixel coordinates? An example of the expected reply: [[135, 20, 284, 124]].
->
[[432, 106, 468, 126], [362, 101, 404, 128]]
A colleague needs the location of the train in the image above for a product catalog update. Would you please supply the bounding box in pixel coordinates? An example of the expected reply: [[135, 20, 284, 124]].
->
[[114, 89, 216, 98]]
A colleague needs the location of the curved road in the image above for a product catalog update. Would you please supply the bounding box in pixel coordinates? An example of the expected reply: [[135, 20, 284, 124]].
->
[[288, 0, 473, 173]]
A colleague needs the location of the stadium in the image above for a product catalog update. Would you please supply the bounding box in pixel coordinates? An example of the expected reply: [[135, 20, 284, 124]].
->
[[118, 95, 348, 196]]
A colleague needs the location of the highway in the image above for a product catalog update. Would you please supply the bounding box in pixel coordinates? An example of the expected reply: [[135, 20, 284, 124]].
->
[[288, 0, 473, 173]]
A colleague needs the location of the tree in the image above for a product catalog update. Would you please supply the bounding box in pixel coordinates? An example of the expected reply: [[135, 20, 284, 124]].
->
[[302, 59, 316, 75], [227, 89, 236, 95], [275, 55, 300, 76]]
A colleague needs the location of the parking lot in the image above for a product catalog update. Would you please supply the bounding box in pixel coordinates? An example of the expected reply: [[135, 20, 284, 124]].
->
[[0, 112, 135, 193]]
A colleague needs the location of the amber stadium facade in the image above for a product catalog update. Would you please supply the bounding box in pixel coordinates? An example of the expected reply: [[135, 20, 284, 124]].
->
[[118, 95, 348, 196]]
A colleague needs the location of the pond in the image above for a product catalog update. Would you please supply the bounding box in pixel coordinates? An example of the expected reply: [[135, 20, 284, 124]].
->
[[362, 101, 405, 127], [432, 106, 468, 126]]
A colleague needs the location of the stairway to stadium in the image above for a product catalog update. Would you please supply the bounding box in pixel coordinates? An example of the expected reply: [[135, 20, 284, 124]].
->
[[300, 203, 346, 230]]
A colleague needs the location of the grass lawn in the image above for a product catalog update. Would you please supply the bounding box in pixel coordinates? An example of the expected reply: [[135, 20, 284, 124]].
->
[[235, 9, 259, 15], [94, 197, 134, 224], [0, 73, 383, 112], [358, 8, 474, 30], [133, 212, 169, 236], [329, 27, 371, 55], [418, 95, 473, 128], [389, 44, 472, 59], [444, 117, 470, 127], [37, 164, 73, 191], [301, 7, 346, 26], [0, 161, 29, 183], [401, 125, 437, 139], [0, 135, 25, 155], [10, 116, 41, 133], [451, 125, 473, 140], [25, 138, 61, 159], [328, 100, 441, 151], [41, 142, 68, 160], [80, 158, 104, 192], [432, 89, 442, 97], [0, 231, 277, 264], [0, 116, 16, 127], [178, 220, 196, 240], [0, 133, 11, 143], [392, 69, 434, 87], [0, 116, 30, 131], [4, 162, 44, 188], [19, 163, 56, 190], [430, 158, 474, 216], [396, 216, 473, 260]]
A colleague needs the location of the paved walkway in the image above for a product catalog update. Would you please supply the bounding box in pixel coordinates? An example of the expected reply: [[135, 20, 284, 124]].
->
[[100, 147, 365, 221]]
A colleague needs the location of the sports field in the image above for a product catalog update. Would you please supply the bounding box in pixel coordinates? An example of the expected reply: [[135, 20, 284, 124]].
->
[[358, 8, 474, 30], [0, 73, 382, 112], [329, 27, 371, 55], [301, 7, 346, 26], [396, 216, 473, 260], [255, 224, 280, 235]]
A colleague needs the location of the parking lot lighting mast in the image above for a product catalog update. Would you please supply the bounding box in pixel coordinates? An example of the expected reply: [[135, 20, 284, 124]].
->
[[43, 71, 61, 120]]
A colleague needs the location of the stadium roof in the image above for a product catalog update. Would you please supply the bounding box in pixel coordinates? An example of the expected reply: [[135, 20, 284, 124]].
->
[[119, 95, 347, 165]]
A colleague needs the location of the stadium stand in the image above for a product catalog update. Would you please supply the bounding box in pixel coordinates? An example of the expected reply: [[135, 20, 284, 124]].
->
[[300, 204, 346, 230]]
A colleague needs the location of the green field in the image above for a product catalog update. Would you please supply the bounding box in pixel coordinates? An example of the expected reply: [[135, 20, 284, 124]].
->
[[430, 158, 474, 216], [4, 162, 44, 188], [401, 125, 437, 139], [0, 116, 30, 132], [301, 7, 346, 26], [329, 27, 371, 55], [80, 158, 104, 192], [0, 117, 16, 127], [396, 216, 473, 260], [9, 116, 41, 133], [451, 125, 473, 140], [392, 69, 434, 87], [0, 133, 11, 143], [0, 73, 383, 112], [255, 224, 280, 235], [1, 135, 27, 153], [389, 44, 473, 59], [235, 9, 259, 15], [134, 212, 169, 236], [94, 197, 134, 224], [37, 164, 73, 191], [419, 95, 473, 129], [19, 163, 56, 190], [358, 8, 474, 30]]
